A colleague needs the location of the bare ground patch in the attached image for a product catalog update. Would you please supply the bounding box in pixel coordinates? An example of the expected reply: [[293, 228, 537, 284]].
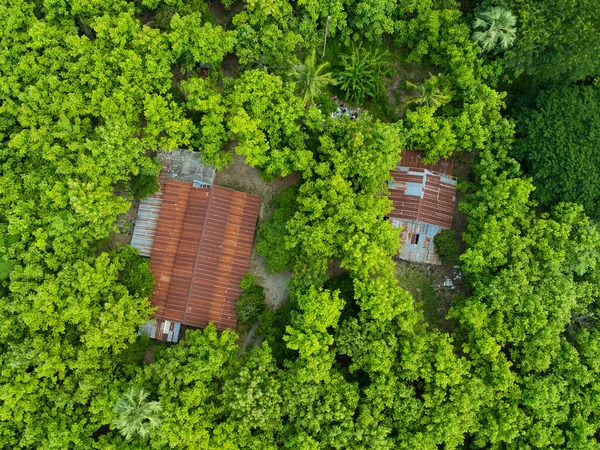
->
[[395, 259, 465, 333]]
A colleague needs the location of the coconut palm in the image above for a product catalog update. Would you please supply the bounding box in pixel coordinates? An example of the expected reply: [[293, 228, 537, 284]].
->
[[289, 49, 337, 106], [113, 387, 162, 440], [404, 74, 451, 109], [472, 6, 517, 52]]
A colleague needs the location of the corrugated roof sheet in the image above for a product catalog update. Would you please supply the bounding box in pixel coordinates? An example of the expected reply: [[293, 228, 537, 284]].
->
[[147, 180, 261, 331], [139, 319, 181, 343], [388, 151, 457, 265], [391, 218, 443, 265], [399, 149, 453, 176], [389, 169, 456, 228]]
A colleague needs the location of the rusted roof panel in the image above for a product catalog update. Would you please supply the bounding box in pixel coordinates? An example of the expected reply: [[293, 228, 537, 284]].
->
[[399, 149, 453, 176], [391, 218, 443, 265], [139, 319, 181, 343], [388, 169, 456, 229], [146, 180, 261, 332]]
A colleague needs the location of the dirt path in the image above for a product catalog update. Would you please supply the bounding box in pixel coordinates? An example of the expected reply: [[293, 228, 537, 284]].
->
[[215, 153, 299, 310]]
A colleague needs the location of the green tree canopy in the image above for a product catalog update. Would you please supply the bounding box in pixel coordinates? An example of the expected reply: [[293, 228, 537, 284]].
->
[[504, 0, 600, 82], [514, 85, 600, 218]]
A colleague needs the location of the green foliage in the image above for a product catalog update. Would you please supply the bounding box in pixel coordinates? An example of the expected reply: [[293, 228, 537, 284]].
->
[[434, 229, 460, 266], [514, 85, 600, 218], [256, 186, 299, 272], [405, 73, 452, 109], [119, 246, 155, 299], [5, 0, 600, 448], [183, 77, 231, 169], [153, 0, 212, 30], [315, 93, 338, 116], [232, 0, 304, 70], [336, 42, 391, 105], [236, 274, 266, 324], [394, 1, 510, 161], [451, 144, 600, 447], [169, 13, 236, 71], [289, 49, 337, 106], [503, 0, 600, 82], [226, 69, 314, 178], [130, 159, 162, 199], [472, 6, 517, 52], [143, 325, 239, 449], [113, 387, 162, 440]]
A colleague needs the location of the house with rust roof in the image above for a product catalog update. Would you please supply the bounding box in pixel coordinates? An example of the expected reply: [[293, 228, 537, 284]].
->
[[388, 150, 457, 265], [131, 150, 261, 342]]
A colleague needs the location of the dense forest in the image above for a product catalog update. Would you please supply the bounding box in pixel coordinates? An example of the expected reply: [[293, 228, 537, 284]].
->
[[1, 0, 599, 448]]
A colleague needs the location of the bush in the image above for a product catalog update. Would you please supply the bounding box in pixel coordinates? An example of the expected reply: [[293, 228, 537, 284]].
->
[[119, 246, 155, 298], [434, 229, 460, 266], [236, 274, 266, 324], [335, 42, 391, 105], [256, 186, 299, 272], [130, 160, 161, 200], [315, 94, 337, 116]]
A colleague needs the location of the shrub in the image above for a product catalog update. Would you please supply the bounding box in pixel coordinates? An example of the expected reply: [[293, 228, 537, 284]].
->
[[335, 42, 391, 105], [434, 229, 460, 266], [130, 160, 161, 200], [236, 274, 266, 324], [119, 246, 155, 298], [256, 186, 299, 272]]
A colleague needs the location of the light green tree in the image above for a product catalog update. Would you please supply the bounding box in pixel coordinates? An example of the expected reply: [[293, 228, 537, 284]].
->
[[114, 387, 162, 440]]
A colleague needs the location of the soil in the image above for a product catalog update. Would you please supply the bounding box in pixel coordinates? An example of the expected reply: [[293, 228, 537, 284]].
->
[[209, 0, 245, 27], [214, 153, 299, 310], [222, 54, 240, 78], [105, 197, 140, 250], [384, 53, 438, 120]]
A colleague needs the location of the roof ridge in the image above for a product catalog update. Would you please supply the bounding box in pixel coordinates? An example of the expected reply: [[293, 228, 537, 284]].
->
[[182, 186, 214, 325]]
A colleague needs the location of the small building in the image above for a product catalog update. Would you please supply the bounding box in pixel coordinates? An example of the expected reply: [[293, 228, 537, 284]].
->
[[388, 150, 456, 265], [132, 150, 261, 342]]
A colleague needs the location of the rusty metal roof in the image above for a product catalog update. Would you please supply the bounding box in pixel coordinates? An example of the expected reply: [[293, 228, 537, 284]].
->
[[139, 318, 181, 343], [399, 149, 453, 176], [388, 167, 456, 228], [388, 151, 456, 265], [145, 180, 261, 331], [391, 218, 442, 265]]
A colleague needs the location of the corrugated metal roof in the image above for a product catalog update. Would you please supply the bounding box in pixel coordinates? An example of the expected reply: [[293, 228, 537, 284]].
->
[[399, 149, 453, 176], [146, 180, 261, 331], [131, 167, 169, 257], [390, 218, 442, 265], [139, 319, 181, 343], [389, 169, 456, 229], [388, 151, 456, 264]]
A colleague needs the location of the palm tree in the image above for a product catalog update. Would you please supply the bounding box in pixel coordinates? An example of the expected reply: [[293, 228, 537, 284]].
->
[[404, 74, 451, 109], [472, 6, 517, 52], [289, 49, 337, 106], [113, 387, 162, 440]]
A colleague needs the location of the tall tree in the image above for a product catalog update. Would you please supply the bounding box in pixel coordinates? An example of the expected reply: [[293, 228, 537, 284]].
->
[[514, 85, 600, 218], [504, 0, 600, 81]]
